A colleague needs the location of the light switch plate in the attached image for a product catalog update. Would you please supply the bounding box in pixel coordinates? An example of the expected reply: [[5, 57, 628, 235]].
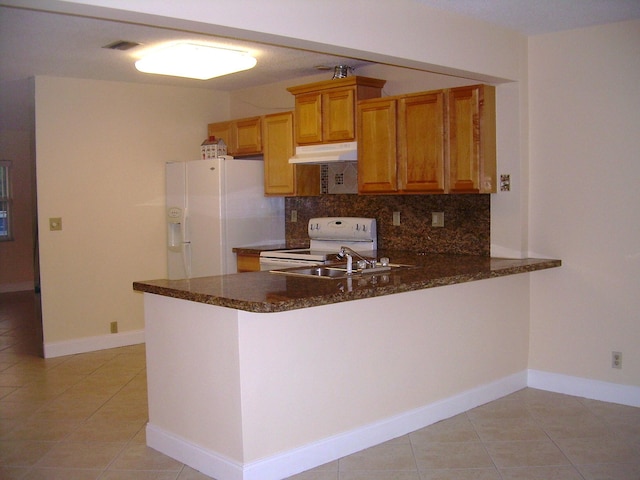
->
[[432, 212, 444, 227], [49, 217, 62, 231]]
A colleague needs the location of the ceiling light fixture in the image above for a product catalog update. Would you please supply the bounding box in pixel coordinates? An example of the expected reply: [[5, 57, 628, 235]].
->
[[135, 42, 257, 80], [103, 40, 141, 51], [332, 65, 353, 79]]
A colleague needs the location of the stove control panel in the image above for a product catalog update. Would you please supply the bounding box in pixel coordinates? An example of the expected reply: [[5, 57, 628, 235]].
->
[[308, 217, 377, 242]]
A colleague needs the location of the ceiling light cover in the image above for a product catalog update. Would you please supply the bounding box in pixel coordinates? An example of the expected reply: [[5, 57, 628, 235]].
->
[[103, 40, 141, 51], [135, 42, 257, 80]]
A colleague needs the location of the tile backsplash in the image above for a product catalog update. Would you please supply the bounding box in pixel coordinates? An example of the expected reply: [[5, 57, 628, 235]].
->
[[285, 194, 490, 256], [322, 162, 359, 194]]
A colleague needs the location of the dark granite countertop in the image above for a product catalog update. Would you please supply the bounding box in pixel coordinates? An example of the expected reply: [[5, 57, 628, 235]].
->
[[231, 244, 290, 255], [133, 252, 561, 313]]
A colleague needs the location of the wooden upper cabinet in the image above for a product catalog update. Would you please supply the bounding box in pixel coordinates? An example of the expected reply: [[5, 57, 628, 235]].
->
[[358, 91, 446, 194], [263, 112, 295, 195], [207, 116, 262, 156], [234, 116, 262, 156], [358, 84, 496, 195], [293, 92, 323, 144], [448, 84, 496, 193], [398, 91, 446, 193], [357, 98, 398, 193], [207, 121, 232, 152], [288, 76, 386, 145], [263, 111, 320, 196], [323, 87, 356, 142]]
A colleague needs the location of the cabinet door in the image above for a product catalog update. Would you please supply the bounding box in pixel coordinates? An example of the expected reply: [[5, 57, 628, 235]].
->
[[234, 116, 262, 155], [448, 85, 496, 193], [323, 87, 356, 142], [357, 98, 398, 193], [236, 253, 261, 272], [264, 112, 296, 195], [207, 121, 234, 154], [264, 112, 320, 196], [398, 92, 446, 193], [294, 92, 323, 144]]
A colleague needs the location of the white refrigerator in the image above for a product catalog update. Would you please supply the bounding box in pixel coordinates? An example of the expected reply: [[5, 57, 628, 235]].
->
[[166, 157, 284, 279]]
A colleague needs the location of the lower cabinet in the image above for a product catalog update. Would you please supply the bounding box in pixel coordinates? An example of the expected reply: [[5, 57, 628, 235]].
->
[[263, 111, 320, 196], [236, 252, 261, 272], [358, 84, 495, 195]]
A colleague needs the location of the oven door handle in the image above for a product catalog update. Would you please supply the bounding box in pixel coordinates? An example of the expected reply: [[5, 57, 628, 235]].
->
[[259, 258, 323, 270]]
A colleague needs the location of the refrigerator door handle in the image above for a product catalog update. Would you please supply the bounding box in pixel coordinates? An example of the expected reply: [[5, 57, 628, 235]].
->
[[182, 210, 192, 277], [182, 241, 192, 279], [182, 208, 189, 243]]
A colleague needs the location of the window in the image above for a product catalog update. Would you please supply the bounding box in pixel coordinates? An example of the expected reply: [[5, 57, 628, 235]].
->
[[0, 160, 12, 241]]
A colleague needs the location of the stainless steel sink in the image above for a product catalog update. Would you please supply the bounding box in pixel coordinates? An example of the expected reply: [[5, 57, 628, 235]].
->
[[269, 263, 413, 280]]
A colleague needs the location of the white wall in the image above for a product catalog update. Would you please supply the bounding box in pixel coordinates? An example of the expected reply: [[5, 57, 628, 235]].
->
[[35, 77, 228, 347], [528, 20, 640, 387], [238, 276, 531, 461], [229, 66, 481, 117], [145, 274, 531, 469], [24, 0, 638, 393], [43, 0, 522, 82], [22, 0, 530, 352]]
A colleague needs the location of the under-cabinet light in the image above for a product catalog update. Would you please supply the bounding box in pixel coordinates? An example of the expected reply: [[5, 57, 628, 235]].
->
[[135, 42, 256, 80]]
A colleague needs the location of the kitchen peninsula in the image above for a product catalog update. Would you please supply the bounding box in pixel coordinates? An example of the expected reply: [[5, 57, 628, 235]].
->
[[133, 253, 560, 480]]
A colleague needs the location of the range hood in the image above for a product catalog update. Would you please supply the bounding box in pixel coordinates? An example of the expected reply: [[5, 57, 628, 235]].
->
[[289, 141, 357, 164]]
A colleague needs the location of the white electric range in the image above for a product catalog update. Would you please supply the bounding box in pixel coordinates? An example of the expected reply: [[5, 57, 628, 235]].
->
[[259, 217, 377, 270]]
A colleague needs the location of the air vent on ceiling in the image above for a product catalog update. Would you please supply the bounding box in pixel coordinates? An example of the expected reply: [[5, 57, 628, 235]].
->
[[102, 40, 141, 51]]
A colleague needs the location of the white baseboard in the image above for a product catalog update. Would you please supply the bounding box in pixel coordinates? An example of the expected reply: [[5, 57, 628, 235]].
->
[[528, 369, 640, 407], [146, 424, 245, 480], [0, 281, 34, 293], [43, 329, 145, 358], [146, 370, 528, 480]]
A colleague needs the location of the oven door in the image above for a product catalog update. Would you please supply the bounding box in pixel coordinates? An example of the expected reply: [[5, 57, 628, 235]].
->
[[259, 257, 325, 271]]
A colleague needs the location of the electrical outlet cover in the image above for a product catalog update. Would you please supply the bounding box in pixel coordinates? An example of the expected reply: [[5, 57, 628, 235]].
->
[[612, 351, 622, 369], [432, 212, 444, 227]]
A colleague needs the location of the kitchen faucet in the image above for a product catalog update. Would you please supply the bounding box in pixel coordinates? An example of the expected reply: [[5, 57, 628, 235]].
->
[[337, 246, 376, 274]]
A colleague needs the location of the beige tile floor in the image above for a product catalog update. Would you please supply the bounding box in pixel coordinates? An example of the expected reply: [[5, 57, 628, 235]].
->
[[1, 291, 639, 480]]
